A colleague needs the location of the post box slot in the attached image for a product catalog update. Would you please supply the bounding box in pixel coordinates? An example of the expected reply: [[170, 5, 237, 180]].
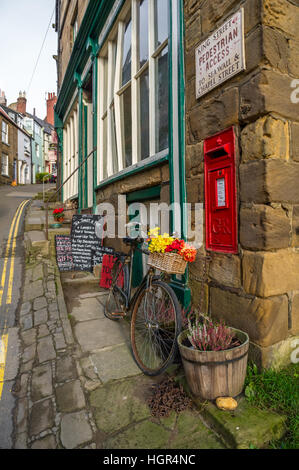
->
[[206, 144, 230, 159]]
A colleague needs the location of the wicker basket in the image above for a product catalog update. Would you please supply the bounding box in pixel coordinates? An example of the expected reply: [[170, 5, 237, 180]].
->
[[148, 252, 187, 275]]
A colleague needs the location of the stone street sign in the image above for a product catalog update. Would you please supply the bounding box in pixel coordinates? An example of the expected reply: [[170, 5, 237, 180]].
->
[[195, 9, 246, 99]]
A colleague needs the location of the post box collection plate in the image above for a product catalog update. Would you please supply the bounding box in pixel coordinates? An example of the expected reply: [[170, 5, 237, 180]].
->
[[204, 127, 238, 253]]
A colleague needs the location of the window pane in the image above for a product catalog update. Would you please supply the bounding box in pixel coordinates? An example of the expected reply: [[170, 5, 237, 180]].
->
[[102, 59, 108, 112], [122, 86, 132, 167], [111, 103, 118, 174], [156, 46, 169, 152], [122, 18, 132, 86], [155, 0, 169, 48], [102, 117, 108, 179], [139, 0, 148, 68], [140, 69, 149, 160]]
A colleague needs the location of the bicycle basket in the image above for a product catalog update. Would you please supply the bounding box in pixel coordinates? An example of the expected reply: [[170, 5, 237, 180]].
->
[[147, 252, 187, 275]]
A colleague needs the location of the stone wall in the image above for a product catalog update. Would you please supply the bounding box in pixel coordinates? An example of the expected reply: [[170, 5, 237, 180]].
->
[[184, 0, 299, 368], [58, 0, 89, 87]]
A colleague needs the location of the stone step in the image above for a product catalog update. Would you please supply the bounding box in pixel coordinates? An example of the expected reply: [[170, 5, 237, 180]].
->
[[24, 231, 50, 256], [60, 271, 100, 288], [171, 369, 286, 449], [200, 397, 287, 449]]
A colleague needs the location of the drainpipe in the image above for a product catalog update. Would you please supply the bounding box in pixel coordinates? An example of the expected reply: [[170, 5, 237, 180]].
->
[[168, 0, 190, 308]]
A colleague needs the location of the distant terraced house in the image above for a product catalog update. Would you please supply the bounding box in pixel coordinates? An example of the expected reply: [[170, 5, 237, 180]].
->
[[0, 91, 32, 185]]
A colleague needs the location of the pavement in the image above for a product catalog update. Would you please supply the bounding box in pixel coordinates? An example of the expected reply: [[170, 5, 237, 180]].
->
[[0, 184, 54, 448], [1, 193, 288, 449]]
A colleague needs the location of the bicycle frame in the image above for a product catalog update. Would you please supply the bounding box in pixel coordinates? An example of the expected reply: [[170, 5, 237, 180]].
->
[[113, 245, 158, 314]]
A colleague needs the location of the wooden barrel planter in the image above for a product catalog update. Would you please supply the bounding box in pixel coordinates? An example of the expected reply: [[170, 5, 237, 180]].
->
[[177, 328, 249, 400]]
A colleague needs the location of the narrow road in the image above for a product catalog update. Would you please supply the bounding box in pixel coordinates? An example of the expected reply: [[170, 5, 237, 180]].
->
[[0, 184, 53, 448]]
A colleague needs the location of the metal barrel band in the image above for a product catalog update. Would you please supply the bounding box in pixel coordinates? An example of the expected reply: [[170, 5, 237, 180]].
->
[[182, 350, 248, 367]]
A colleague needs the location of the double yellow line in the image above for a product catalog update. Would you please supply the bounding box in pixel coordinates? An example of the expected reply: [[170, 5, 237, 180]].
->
[[0, 200, 29, 400], [0, 199, 29, 306]]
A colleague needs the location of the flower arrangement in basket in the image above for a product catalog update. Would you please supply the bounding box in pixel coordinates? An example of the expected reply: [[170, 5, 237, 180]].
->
[[146, 227, 197, 275], [53, 207, 65, 222]]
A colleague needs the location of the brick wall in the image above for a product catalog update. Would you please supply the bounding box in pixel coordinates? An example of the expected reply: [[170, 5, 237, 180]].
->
[[184, 0, 299, 368]]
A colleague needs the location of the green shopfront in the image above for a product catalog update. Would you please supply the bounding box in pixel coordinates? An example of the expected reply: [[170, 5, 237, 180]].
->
[[55, 0, 190, 306]]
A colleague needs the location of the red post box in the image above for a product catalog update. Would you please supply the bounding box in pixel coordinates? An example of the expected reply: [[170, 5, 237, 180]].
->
[[204, 127, 238, 254]]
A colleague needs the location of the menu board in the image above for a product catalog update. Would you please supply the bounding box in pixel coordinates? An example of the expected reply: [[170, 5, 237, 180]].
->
[[55, 235, 74, 272], [91, 246, 115, 267], [71, 215, 105, 272]]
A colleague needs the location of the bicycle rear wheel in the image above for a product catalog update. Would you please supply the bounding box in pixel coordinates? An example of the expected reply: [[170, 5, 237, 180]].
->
[[104, 259, 128, 321], [130, 280, 182, 376]]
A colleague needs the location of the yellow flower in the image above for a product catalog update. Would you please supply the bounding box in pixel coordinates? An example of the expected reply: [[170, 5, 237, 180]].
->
[[148, 233, 174, 253]]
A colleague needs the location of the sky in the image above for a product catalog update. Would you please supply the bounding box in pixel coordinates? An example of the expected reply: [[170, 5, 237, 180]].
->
[[0, 0, 57, 119]]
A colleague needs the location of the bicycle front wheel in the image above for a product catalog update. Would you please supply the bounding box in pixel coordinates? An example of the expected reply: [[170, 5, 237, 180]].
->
[[130, 280, 182, 376]]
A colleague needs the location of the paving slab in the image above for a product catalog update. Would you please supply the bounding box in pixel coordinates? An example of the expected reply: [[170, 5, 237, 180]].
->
[[91, 343, 141, 383], [31, 435, 56, 449], [56, 356, 78, 383], [16, 398, 28, 434], [31, 363, 53, 402], [90, 376, 153, 434], [32, 265, 44, 282], [37, 325, 50, 339], [33, 297, 48, 311], [29, 399, 55, 437], [26, 231, 46, 242], [169, 410, 225, 449], [20, 302, 32, 317], [60, 411, 93, 449], [53, 332, 67, 350], [20, 314, 33, 331], [23, 280, 43, 302], [14, 433, 28, 449], [56, 380, 86, 413], [34, 308, 48, 326], [74, 317, 130, 353], [37, 336, 56, 363], [103, 420, 171, 449], [23, 344, 36, 363], [71, 298, 105, 323]]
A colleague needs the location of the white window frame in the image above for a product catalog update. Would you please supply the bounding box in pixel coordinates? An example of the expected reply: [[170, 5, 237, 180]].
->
[[2, 121, 8, 144], [97, 0, 169, 184], [63, 102, 79, 202], [1, 154, 9, 176]]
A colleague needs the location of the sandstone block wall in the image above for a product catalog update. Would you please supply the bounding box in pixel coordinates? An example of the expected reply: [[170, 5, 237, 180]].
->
[[184, 0, 299, 368], [58, 0, 89, 88]]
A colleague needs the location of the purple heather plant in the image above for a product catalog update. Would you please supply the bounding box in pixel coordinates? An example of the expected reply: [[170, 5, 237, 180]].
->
[[187, 317, 234, 352]]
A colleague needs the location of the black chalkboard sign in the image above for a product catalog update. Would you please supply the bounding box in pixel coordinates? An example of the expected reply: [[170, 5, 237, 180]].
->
[[55, 235, 74, 272], [91, 246, 115, 267], [71, 215, 105, 272]]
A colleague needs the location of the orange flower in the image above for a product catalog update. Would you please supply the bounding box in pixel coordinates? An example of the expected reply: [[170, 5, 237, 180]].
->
[[181, 244, 197, 263]]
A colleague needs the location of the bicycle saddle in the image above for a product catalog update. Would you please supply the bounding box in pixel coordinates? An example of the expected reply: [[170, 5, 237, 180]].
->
[[123, 236, 144, 246]]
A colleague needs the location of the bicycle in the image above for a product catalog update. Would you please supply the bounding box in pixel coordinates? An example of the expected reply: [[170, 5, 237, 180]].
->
[[104, 236, 182, 376]]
